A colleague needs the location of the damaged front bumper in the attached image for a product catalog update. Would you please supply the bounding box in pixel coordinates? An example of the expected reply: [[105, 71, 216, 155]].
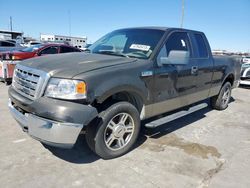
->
[[8, 86, 98, 148], [8, 99, 83, 148]]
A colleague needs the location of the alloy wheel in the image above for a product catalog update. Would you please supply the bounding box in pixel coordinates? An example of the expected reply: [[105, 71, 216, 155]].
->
[[104, 113, 135, 151]]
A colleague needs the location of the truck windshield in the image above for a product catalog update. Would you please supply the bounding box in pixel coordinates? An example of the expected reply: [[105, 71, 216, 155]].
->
[[20, 44, 45, 52], [89, 29, 164, 59]]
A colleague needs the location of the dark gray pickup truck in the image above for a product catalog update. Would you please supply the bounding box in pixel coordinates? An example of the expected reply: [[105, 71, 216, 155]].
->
[[8, 27, 241, 159]]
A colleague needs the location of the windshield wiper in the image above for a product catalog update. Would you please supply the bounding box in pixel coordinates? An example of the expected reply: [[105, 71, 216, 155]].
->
[[97, 50, 130, 58]]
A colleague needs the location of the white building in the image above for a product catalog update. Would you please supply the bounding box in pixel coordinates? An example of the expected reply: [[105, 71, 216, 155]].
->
[[40, 34, 87, 49], [0, 30, 23, 40], [212, 50, 228, 55]]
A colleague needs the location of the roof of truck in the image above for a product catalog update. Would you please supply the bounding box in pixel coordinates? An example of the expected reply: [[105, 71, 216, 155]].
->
[[118, 26, 203, 33], [127, 26, 169, 30]]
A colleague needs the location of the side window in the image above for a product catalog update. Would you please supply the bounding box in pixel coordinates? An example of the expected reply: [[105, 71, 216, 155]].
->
[[39, 46, 58, 55], [157, 32, 191, 65], [1, 41, 15, 47], [60, 46, 73, 53], [194, 34, 208, 58], [165, 32, 191, 56]]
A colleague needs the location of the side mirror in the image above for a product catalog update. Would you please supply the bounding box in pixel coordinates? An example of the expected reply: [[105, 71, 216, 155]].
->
[[160, 50, 190, 66]]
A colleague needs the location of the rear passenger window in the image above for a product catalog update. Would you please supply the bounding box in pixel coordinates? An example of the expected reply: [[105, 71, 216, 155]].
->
[[60, 46, 74, 53], [61, 46, 81, 53], [194, 34, 208, 58]]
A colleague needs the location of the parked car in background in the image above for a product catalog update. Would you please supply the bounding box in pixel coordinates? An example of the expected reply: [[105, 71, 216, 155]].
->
[[81, 43, 92, 51], [0, 40, 25, 52], [0, 40, 16, 47], [242, 56, 250, 64], [23, 41, 42, 47], [240, 62, 250, 85], [0, 43, 82, 84]]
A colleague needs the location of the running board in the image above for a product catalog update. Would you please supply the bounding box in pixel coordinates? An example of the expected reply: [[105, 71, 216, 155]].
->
[[145, 103, 208, 128]]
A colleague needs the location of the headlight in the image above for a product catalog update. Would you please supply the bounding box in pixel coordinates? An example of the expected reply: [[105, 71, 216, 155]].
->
[[45, 78, 87, 100]]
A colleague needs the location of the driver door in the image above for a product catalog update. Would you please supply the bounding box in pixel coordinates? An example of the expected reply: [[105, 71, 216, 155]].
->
[[152, 31, 198, 116]]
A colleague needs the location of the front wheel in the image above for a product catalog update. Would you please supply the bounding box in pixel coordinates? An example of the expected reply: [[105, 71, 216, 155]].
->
[[85, 102, 141, 159], [211, 82, 232, 110]]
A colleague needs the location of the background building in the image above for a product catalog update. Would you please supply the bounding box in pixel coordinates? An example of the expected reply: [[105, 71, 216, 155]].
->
[[23, 36, 38, 43], [0, 30, 23, 40], [40, 34, 87, 49]]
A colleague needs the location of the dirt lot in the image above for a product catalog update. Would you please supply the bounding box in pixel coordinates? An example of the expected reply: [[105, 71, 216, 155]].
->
[[0, 83, 249, 188]]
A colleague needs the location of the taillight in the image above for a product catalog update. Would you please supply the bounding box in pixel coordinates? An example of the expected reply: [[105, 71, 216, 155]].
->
[[12, 55, 22, 60], [1, 53, 22, 60]]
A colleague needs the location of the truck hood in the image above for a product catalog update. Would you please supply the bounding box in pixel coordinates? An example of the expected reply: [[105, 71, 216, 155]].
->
[[20, 52, 137, 78]]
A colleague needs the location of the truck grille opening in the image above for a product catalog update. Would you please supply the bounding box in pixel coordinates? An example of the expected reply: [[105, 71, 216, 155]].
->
[[12, 65, 50, 100]]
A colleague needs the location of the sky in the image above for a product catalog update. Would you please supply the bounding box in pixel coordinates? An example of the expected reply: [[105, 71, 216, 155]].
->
[[0, 0, 249, 52]]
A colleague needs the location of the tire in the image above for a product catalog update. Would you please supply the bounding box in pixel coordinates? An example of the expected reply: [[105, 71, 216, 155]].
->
[[211, 82, 232, 110], [85, 101, 141, 159]]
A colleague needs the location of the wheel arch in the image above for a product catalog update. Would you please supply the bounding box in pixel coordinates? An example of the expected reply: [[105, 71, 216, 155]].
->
[[222, 73, 234, 86], [93, 86, 146, 113]]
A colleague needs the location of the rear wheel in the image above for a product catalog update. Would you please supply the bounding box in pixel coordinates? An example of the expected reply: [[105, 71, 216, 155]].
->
[[211, 82, 232, 110], [85, 101, 141, 159]]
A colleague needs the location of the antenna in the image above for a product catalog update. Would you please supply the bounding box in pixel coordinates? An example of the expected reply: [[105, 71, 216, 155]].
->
[[180, 0, 185, 28], [68, 10, 71, 36]]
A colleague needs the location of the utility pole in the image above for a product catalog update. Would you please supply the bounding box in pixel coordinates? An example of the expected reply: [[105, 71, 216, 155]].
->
[[68, 10, 71, 36], [180, 0, 185, 28], [10, 16, 13, 31]]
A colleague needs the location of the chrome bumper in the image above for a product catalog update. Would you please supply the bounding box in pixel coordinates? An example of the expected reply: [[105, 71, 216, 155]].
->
[[8, 99, 83, 148]]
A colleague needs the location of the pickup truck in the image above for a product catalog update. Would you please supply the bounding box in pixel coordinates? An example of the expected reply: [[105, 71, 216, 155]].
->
[[8, 27, 241, 159]]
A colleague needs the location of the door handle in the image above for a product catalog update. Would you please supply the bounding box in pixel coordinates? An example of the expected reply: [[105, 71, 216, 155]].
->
[[191, 66, 198, 75]]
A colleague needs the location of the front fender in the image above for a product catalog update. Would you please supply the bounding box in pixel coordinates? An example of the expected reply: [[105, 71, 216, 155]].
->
[[96, 84, 147, 104]]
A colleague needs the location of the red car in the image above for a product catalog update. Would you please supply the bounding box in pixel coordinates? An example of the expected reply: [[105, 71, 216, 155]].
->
[[0, 43, 82, 85]]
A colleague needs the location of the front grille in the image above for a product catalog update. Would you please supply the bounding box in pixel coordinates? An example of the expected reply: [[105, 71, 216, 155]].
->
[[12, 64, 50, 100]]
